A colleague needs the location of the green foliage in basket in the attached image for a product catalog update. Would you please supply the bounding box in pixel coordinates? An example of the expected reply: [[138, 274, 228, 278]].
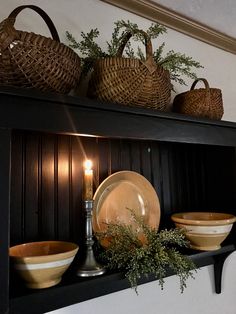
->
[[66, 20, 203, 88], [95, 209, 196, 294]]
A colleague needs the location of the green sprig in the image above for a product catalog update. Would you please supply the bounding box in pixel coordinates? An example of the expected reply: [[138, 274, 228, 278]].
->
[[66, 29, 106, 77], [96, 209, 196, 294], [66, 20, 203, 87]]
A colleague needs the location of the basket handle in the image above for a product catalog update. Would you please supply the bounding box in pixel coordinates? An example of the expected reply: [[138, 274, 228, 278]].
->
[[7, 5, 60, 42], [116, 30, 157, 73], [191, 78, 210, 91], [116, 30, 153, 59]]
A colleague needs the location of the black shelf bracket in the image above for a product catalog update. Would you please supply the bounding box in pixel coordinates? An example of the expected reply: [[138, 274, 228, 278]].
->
[[214, 251, 234, 294]]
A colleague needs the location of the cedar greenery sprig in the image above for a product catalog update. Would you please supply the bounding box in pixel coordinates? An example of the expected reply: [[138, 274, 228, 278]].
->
[[96, 209, 196, 294], [66, 29, 107, 77], [66, 20, 203, 87]]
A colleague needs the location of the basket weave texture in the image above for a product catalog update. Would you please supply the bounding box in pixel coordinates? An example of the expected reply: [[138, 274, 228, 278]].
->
[[0, 5, 81, 94], [172, 78, 223, 120], [88, 30, 171, 110]]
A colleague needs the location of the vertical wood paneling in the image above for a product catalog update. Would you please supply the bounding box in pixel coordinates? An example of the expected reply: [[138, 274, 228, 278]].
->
[[71, 136, 84, 244], [187, 144, 198, 210], [10, 131, 236, 246], [159, 143, 172, 223], [198, 146, 208, 209], [0, 129, 11, 314], [182, 144, 191, 209], [189, 144, 207, 210], [41, 134, 56, 240], [109, 139, 121, 174], [150, 141, 162, 204], [10, 132, 23, 244], [119, 140, 131, 170], [96, 138, 109, 188], [140, 142, 152, 182], [204, 146, 236, 211], [167, 143, 177, 212], [24, 133, 39, 241], [57, 136, 71, 241], [169, 143, 182, 212], [130, 141, 141, 173]]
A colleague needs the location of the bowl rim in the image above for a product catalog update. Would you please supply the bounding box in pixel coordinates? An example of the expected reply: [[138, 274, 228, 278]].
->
[[171, 212, 236, 226], [9, 240, 79, 259]]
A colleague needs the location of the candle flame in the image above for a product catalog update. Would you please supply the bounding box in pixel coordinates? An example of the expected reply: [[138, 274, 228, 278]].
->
[[84, 159, 92, 170]]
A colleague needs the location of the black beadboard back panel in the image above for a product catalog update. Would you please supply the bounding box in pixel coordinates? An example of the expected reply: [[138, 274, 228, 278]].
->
[[10, 131, 236, 246]]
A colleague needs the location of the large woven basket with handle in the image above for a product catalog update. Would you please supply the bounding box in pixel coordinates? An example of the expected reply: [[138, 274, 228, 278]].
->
[[172, 78, 223, 120], [87, 30, 171, 110], [0, 5, 81, 94]]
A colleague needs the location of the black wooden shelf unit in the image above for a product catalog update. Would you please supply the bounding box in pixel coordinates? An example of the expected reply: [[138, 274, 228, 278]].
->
[[1, 86, 236, 314]]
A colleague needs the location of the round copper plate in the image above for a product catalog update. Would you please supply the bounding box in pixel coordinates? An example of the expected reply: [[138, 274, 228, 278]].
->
[[93, 171, 160, 233]]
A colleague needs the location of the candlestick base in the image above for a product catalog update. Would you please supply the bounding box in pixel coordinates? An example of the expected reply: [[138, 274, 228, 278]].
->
[[77, 247, 106, 277], [77, 200, 106, 277], [77, 268, 106, 277]]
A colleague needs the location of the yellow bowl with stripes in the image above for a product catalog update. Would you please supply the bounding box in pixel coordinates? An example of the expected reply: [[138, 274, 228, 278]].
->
[[171, 212, 236, 251], [10, 241, 78, 289]]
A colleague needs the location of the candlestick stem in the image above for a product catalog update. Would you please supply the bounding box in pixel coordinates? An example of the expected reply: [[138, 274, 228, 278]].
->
[[77, 200, 106, 277]]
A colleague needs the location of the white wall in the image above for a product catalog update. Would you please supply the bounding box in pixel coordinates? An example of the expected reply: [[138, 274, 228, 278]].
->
[[2, 1, 236, 313], [49, 258, 236, 314]]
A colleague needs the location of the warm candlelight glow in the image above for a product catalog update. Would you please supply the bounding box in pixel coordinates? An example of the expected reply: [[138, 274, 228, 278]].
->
[[84, 160, 92, 171], [83, 159, 93, 200]]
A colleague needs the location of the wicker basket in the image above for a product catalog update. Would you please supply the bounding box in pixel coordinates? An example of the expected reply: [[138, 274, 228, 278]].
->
[[172, 78, 223, 120], [0, 5, 81, 94], [87, 30, 171, 110]]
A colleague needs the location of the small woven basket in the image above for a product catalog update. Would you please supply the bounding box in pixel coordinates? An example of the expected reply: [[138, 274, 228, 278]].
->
[[87, 30, 171, 110], [172, 78, 224, 120], [0, 5, 81, 94]]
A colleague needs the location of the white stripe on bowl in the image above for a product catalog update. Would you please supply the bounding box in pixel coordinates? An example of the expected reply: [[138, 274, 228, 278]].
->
[[177, 224, 233, 234], [14, 257, 74, 270]]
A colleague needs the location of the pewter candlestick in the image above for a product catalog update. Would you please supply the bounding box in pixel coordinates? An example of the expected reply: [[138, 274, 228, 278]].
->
[[76, 199, 106, 277]]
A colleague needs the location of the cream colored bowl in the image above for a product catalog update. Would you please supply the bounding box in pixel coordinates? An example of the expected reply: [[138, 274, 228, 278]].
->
[[171, 212, 236, 251], [10, 241, 79, 289]]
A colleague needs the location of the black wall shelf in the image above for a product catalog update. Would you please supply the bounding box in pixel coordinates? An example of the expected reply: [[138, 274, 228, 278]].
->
[[9, 244, 236, 314], [0, 87, 236, 314]]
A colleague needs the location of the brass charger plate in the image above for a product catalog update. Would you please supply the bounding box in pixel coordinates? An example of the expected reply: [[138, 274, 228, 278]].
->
[[92, 171, 160, 234]]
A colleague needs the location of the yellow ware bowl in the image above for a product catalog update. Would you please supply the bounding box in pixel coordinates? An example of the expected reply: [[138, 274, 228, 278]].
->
[[9, 241, 79, 289], [171, 212, 236, 251]]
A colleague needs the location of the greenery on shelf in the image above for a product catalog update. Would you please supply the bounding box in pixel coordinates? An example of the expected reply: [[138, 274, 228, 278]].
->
[[66, 20, 203, 88], [96, 209, 196, 294]]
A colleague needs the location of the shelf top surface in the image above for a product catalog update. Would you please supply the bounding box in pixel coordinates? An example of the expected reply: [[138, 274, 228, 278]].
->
[[1, 86, 236, 146], [0, 86, 235, 127]]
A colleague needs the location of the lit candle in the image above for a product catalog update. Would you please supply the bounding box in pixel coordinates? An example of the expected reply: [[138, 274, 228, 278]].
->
[[83, 160, 93, 200]]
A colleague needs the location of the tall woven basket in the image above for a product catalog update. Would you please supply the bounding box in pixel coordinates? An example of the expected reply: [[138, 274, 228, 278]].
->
[[88, 30, 171, 111], [172, 78, 224, 120], [0, 5, 81, 94]]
